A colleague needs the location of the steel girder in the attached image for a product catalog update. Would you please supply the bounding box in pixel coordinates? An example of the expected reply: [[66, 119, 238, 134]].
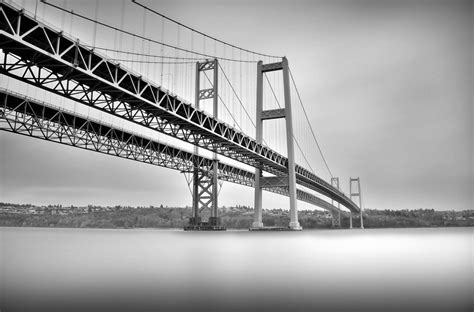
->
[[0, 89, 348, 216], [0, 2, 359, 213]]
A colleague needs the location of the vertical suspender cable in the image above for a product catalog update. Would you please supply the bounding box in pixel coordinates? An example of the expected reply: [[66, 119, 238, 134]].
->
[[92, 0, 99, 47], [184, 34, 189, 101], [231, 48, 235, 126], [67, 8, 78, 115], [159, 17, 165, 86], [34, 0, 39, 19], [239, 49, 243, 133], [203, 33, 206, 57], [119, 0, 125, 50], [87, 0, 99, 120], [174, 25, 180, 92], [60, 0, 66, 31], [214, 38, 217, 59], [141, 7, 147, 77]]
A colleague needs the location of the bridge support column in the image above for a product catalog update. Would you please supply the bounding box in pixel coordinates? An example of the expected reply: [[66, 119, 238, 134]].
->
[[252, 57, 301, 230], [252, 60, 264, 229], [191, 166, 201, 225], [349, 177, 364, 229], [282, 57, 301, 230], [349, 212, 353, 229], [209, 57, 219, 226], [331, 211, 341, 228], [252, 166, 263, 229], [331, 177, 341, 228], [187, 59, 223, 230], [209, 159, 219, 226]]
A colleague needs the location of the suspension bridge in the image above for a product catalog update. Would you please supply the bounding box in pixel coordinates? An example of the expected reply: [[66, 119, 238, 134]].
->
[[0, 0, 365, 230]]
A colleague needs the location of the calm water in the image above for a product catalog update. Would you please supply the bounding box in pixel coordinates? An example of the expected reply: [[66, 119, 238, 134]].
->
[[0, 227, 472, 312]]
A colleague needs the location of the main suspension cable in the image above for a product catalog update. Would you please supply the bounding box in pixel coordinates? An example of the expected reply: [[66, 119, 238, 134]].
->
[[106, 59, 196, 64], [218, 63, 256, 129], [41, 0, 257, 63], [132, 0, 282, 59], [288, 67, 333, 178]]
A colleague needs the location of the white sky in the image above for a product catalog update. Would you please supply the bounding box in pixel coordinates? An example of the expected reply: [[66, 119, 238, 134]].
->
[[0, 0, 472, 211]]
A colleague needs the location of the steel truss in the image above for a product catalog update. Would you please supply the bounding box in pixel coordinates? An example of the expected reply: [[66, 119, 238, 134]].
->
[[0, 2, 359, 213], [0, 89, 348, 216]]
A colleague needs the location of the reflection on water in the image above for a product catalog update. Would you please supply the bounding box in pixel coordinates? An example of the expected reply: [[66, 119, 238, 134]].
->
[[1, 227, 472, 312]]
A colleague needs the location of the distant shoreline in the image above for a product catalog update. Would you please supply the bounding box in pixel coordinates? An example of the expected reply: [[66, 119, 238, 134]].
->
[[1, 225, 472, 231], [1, 204, 473, 229]]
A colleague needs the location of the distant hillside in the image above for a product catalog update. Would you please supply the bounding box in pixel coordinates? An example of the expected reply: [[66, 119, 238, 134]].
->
[[0, 203, 473, 229]]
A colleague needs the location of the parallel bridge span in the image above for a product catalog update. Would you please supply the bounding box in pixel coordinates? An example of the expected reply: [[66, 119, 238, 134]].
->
[[0, 89, 348, 216]]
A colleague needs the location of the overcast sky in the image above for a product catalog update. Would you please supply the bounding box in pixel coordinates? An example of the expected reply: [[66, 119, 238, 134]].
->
[[0, 0, 472, 211]]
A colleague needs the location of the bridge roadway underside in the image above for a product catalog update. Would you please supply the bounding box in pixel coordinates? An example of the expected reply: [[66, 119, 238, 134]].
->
[[0, 2, 360, 213], [0, 89, 349, 216]]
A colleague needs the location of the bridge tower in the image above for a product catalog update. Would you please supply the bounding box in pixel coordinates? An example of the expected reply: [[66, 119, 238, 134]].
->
[[349, 177, 364, 229], [187, 59, 222, 230], [331, 177, 341, 228], [252, 57, 302, 230]]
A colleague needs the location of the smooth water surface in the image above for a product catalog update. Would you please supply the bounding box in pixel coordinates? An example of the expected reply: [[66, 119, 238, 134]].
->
[[1, 227, 472, 311]]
